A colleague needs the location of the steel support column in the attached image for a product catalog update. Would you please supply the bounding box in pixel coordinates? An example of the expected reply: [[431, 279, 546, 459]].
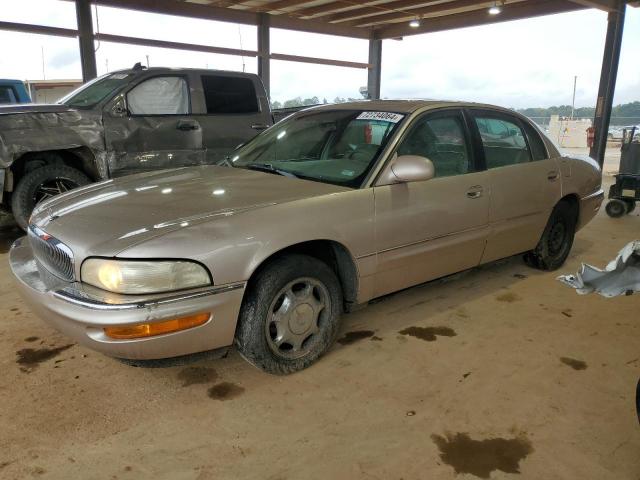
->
[[367, 39, 382, 99], [590, 1, 626, 166], [258, 13, 270, 97], [76, 0, 97, 81]]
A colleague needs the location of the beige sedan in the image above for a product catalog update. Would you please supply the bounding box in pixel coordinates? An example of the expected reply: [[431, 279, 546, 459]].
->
[[9, 100, 603, 374]]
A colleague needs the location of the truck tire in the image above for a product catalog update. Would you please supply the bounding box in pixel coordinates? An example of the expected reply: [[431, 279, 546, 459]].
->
[[11, 164, 90, 230], [623, 199, 636, 214], [524, 200, 577, 271], [235, 254, 342, 375]]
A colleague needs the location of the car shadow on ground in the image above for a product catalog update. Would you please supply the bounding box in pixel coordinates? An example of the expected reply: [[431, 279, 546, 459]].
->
[[0, 225, 23, 255], [2, 223, 585, 378]]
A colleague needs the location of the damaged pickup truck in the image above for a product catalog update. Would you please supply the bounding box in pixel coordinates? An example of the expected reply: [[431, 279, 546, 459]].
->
[[0, 65, 272, 229]]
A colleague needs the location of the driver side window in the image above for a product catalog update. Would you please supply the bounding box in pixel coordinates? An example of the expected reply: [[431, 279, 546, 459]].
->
[[127, 76, 189, 115], [397, 114, 470, 177]]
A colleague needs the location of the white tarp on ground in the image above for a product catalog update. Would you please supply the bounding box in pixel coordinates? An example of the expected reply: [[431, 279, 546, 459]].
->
[[558, 240, 640, 297]]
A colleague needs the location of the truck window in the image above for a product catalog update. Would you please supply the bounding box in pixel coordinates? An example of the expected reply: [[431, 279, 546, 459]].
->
[[127, 76, 189, 115], [0, 86, 18, 104], [201, 75, 259, 114]]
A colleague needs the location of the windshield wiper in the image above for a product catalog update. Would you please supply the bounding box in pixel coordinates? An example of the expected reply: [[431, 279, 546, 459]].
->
[[244, 164, 298, 178]]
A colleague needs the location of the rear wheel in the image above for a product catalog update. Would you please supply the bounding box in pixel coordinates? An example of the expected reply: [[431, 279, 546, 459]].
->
[[524, 201, 577, 271], [235, 254, 342, 375], [605, 199, 627, 218], [11, 164, 90, 230]]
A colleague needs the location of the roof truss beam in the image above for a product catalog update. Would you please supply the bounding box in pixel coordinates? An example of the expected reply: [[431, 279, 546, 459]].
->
[[566, 0, 620, 11], [373, 0, 586, 38]]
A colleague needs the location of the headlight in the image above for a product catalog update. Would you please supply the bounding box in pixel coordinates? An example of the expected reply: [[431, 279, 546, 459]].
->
[[81, 258, 211, 294]]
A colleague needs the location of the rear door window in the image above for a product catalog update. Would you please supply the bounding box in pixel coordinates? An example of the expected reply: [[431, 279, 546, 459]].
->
[[474, 116, 532, 169], [201, 75, 259, 114], [127, 76, 189, 115]]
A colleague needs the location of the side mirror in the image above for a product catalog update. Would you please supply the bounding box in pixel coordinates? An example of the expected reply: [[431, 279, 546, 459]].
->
[[377, 154, 435, 186], [109, 97, 127, 117]]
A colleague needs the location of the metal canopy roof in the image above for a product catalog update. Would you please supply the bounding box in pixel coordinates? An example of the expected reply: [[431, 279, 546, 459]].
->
[[93, 0, 626, 39]]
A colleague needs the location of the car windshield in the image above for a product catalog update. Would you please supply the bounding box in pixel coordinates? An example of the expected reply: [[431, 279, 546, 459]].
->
[[231, 109, 405, 188], [59, 73, 134, 109]]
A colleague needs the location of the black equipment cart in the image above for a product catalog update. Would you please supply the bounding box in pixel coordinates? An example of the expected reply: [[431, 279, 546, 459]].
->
[[605, 126, 640, 218]]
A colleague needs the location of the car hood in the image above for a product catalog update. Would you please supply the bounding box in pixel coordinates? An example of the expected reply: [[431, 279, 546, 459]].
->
[[0, 103, 73, 115], [31, 165, 349, 257]]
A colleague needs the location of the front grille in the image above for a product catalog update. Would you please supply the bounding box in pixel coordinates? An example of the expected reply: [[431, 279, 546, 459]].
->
[[28, 225, 75, 281]]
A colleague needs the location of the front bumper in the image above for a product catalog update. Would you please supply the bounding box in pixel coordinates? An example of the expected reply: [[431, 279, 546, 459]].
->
[[9, 237, 245, 360]]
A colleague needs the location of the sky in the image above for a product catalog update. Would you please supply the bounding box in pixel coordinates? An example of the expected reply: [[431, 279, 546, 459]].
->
[[0, 0, 638, 109]]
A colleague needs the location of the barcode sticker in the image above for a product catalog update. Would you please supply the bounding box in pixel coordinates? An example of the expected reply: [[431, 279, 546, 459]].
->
[[356, 111, 404, 123]]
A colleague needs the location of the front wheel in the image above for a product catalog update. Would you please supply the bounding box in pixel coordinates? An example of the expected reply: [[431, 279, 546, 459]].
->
[[524, 201, 577, 271], [11, 164, 90, 230], [235, 254, 343, 375]]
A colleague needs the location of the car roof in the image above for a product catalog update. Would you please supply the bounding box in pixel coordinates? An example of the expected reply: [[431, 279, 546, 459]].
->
[[307, 99, 517, 115], [110, 67, 259, 78]]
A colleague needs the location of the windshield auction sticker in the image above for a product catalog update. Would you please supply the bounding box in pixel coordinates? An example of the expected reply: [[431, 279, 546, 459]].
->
[[357, 111, 405, 123]]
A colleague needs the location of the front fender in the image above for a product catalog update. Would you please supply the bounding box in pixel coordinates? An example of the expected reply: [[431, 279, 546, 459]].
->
[[118, 188, 376, 286]]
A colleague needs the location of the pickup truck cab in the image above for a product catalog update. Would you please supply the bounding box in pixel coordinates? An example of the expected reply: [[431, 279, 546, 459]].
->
[[0, 65, 272, 228], [0, 79, 31, 105]]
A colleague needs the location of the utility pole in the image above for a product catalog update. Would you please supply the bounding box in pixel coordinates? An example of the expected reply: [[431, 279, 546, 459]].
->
[[146, 55, 150, 68], [41, 46, 46, 79], [570, 75, 577, 120]]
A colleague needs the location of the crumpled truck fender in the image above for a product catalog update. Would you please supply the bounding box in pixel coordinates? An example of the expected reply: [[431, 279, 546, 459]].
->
[[0, 110, 106, 172]]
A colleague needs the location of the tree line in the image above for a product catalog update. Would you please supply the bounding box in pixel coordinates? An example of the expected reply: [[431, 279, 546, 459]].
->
[[516, 101, 640, 125], [271, 97, 640, 125]]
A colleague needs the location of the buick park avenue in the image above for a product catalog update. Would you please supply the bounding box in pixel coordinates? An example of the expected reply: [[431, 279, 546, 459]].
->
[[9, 100, 604, 374]]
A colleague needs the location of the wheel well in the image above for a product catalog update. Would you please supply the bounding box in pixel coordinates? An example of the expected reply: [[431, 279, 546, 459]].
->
[[248, 240, 359, 311], [9, 148, 99, 190], [559, 193, 580, 222]]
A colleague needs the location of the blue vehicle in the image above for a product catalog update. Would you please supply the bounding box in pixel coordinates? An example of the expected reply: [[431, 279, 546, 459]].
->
[[0, 79, 31, 105]]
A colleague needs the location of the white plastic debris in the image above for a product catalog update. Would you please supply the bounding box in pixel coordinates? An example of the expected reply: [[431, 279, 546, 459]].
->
[[558, 240, 640, 297]]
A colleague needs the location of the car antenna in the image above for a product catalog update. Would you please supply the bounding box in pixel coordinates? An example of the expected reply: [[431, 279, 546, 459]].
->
[[132, 62, 146, 71]]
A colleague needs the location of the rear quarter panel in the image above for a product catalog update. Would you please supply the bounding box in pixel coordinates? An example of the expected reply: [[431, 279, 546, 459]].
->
[[561, 154, 603, 230]]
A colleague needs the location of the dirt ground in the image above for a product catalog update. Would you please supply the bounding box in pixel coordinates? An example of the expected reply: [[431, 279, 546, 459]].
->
[[0, 176, 638, 480]]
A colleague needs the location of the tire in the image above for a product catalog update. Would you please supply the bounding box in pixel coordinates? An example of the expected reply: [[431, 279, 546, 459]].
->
[[524, 201, 577, 271], [11, 164, 90, 230], [623, 199, 636, 214], [605, 199, 627, 218], [235, 254, 343, 375]]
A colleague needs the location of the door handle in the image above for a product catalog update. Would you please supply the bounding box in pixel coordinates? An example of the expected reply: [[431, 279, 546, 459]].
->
[[547, 171, 560, 181], [251, 124, 269, 130], [177, 120, 199, 131], [466, 186, 483, 199]]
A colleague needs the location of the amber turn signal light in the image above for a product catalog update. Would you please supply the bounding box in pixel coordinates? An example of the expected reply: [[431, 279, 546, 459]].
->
[[104, 313, 210, 339]]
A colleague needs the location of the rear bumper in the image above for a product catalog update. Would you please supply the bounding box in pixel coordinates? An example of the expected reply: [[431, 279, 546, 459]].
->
[[9, 236, 245, 360], [577, 188, 604, 231]]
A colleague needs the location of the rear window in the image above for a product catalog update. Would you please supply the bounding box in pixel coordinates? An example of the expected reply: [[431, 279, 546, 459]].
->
[[521, 121, 548, 161], [201, 75, 259, 114]]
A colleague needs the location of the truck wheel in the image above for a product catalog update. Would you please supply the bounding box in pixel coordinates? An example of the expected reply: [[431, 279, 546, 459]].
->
[[605, 199, 626, 218], [524, 200, 576, 271], [235, 254, 342, 375], [623, 199, 636, 214], [11, 164, 90, 230]]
